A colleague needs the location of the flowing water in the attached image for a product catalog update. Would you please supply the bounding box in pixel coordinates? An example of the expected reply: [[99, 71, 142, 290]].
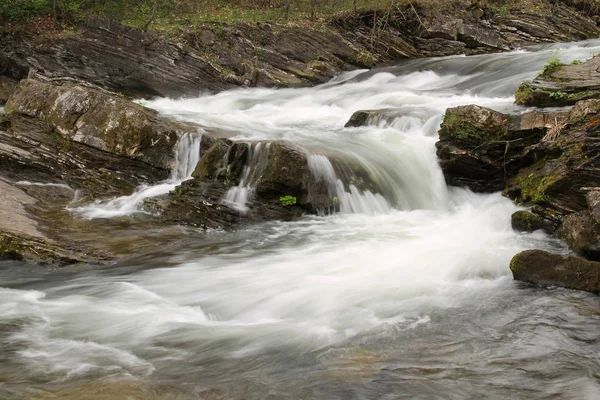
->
[[2, 41, 600, 399]]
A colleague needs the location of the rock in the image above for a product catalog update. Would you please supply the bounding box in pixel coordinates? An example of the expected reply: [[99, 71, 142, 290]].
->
[[156, 139, 338, 228], [0, 76, 17, 104], [557, 211, 600, 261], [0, 180, 112, 266], [0, 113, 168, 201], [503, 99, 600, 226], [345, 110, 377, 128], [511, 210, 546, 232], [344, 108, 425, 128], [0, 231, 113, 266], [1, 2, 598, 98], [515, 56, 600, 107], [586, 190, 600, 222], [6, 77, 197, 170], [1, 17, 230, 98], [435, 105, 565, 192], [510, 249, 600, 294]]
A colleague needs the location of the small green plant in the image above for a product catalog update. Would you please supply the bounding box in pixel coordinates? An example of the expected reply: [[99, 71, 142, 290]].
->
[[549, 91, 568, 100], [498, 6, 508, 18], [279, 195, 297, 206], [531, 192, 550, 204], [571, 59, 583, 65], [541, 52, 561, 75]]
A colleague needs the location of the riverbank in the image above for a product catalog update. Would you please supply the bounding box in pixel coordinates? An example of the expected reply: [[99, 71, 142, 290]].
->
[[1, 0, 598, 99]]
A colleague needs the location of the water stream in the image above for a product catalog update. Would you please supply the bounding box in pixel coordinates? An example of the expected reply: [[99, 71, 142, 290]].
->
[[2, 40, 600, 399]]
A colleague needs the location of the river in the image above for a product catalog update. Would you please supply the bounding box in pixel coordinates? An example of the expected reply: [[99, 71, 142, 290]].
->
[[2, 40, 600, 399]]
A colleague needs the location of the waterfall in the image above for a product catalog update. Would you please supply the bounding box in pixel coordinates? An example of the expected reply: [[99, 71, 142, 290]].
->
[[307, 154, 391, 215], [222, 142, 271, 213], [70, 131, 202, 218]]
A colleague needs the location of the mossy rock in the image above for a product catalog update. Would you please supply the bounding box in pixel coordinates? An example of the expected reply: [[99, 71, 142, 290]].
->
[[510, 249, 600, 294], [511, 210, 546, 232], [439, 105, 508, 146]]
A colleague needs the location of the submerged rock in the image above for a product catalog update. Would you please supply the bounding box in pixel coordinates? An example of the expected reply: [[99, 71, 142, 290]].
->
[[435, 105, 565, 192], [515, 55, 600, 107], [0, 180, 112, 266], [510, 249, 600, 294], [6, 77, 198, 170], [345, 110, 384, 128], [511, 210, 546, 232]]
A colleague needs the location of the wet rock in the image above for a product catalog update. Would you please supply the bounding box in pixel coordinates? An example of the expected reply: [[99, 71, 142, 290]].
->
[[6, 77, 197, 170], [511, 210, 546, 232], [0, 114, 168, 201], [0, 231, 114, 266], [0, 76, 17, 104], [557, 211, 600, 261], [435, 105, 564, 192], [515, 56, 600, 107], [345, 110, 378, 128], [0, 180, 112, 266], [156, 139, 337, 228], [510, 249, 600, 294]]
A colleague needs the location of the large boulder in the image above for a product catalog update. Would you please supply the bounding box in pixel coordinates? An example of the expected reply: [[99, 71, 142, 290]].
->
[[5, 77, 198, 170], [510, 249, 600, 294], [154, 139, 338, 228], [515, 55, 600, 107], [435, 105, 566, 192], [0, 114, 168, 200]]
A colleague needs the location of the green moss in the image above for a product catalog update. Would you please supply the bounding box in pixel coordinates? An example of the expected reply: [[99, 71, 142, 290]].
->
[[514, 82, 538, 105], [54, 131, 71, 151], [509, 166, 561, 205], [280, 195, 297, 206], [441, 112, 505, 144], [356, 50, 376, 67], [571, 59, 583, 65]]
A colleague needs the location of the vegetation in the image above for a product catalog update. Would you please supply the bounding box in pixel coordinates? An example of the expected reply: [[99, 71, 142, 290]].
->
[[279, 195, 297, 206], [0, 0, 418, 28], [441, 112, 506, 145], [541, 52, 561, 75]]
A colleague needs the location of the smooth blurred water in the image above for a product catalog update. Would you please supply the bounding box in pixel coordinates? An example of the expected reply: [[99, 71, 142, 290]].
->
[[2, 40, 600, 399]]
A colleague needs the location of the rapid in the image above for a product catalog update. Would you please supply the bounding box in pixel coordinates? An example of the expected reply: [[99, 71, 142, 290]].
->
[[2, 40, 600, 399]]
